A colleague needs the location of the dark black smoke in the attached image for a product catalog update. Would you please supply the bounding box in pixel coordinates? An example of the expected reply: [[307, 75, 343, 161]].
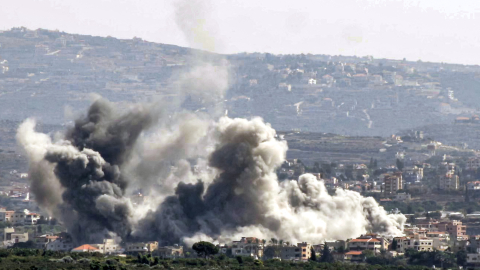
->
[[27, 99, 157, 243]]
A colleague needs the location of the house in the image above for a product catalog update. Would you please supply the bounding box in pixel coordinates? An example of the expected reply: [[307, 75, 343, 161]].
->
[[25, 212, 40, 225], [156, 245, 184, 258], [231, 237, 263, 258], [11, 209, 28, 225], [467, 253, 480, 268], [34, 235, 59, 249], [348, 238, 383, 253], [369, 75, 384, 86], [126, 241, 158, 254], [46, 238, 74, 252], [0, 210, 14, 222], [3, 227, 28, 243], [72, 244, 101, 253], [394, 193, 411, 202], [345, 251, 363, 262], [394, 235, 433, 252], [467, 181, 480, 190], [92, 239, 121, 254]]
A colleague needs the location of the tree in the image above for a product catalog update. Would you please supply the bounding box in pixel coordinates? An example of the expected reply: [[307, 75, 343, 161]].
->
[[391, 238, 397, 250], [192, 241, 219, 259], [320, 243, 334, 263], [310, 248, 317, 261], [362, 249, 375, 259], [457, 250, 467, 267], [396, 159, 404, 171]]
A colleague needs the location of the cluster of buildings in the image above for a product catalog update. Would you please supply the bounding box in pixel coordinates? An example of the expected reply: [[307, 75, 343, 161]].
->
[[0, 208, 40, 225]]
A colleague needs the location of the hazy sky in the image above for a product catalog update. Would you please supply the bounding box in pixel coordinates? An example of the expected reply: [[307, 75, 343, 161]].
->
[[1, 0, 479, 65]]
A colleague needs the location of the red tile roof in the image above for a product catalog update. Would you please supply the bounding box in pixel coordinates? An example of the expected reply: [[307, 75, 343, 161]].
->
[[346, 251, 363, 255], [350, 238, 380, 243], [73, 244, 99, 251]]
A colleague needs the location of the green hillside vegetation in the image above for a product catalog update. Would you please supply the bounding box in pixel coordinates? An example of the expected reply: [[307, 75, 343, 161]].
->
[[0, 248, 450, 270]]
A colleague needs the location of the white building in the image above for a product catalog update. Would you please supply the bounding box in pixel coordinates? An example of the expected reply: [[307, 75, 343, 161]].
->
[[231, 237, 263, 258], [394, 235, 434, 252], [394, 193, 411, 202], [92, 239, 121, 254]]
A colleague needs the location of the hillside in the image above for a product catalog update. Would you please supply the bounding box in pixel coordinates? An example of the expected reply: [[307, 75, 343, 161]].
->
[[1, 27, 480, 138]]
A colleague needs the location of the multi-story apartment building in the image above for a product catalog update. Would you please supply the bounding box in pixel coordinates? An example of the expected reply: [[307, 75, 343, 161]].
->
[[280, 242, 312, 261], [394, 235, 434, 252], [438, 220, 467, 240], [466, 157, 480, 171], [384, 173, 403, 194], [439, 174, 460, 190]]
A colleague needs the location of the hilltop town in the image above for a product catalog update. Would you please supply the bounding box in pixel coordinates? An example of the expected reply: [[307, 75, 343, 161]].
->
[[2, 27, 480, 141]]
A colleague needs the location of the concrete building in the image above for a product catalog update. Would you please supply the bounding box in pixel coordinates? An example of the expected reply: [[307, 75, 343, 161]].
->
[[3, 227, 28, 243], [280, 242, 312, 261], [93, 239, 121, 254], [0, 210, 14, 222], [126, 241, 158, 254], [46, 239, 74, 252], [439, 174, 460, 190], [156, 245, 184, 258], [394, 235, 434, 252], [231, 237, 263, 258], [384, 173, 403, 194], [25, 212, 40, 225], [348, 238, 383, 252], [394, 193, 411, 202], [34, 235, 59, 249], [467, 181, 480, 190], [438, 220, 467, 240], [467, 253, 480, 268], [11, 210, 28, 225], [466, 157, 480, 171]]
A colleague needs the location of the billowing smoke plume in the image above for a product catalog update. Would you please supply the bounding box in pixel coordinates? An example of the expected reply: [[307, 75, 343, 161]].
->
[[17, 99, 158, 242], [18, 99, 405, 245]]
